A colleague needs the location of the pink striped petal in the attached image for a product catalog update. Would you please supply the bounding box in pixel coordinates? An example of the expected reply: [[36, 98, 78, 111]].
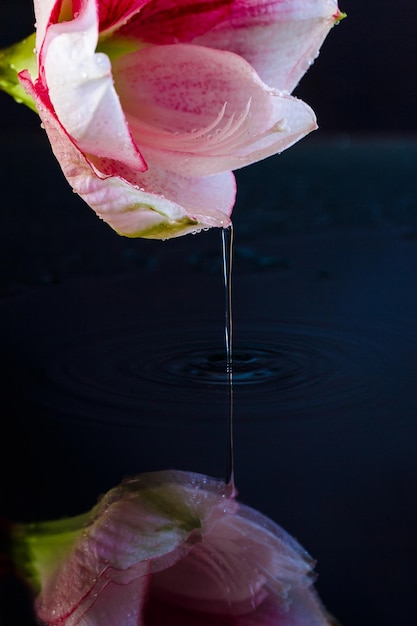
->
[[113, 43, 316, 177]]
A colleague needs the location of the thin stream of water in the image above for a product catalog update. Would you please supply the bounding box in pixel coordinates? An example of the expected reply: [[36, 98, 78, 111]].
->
[[221, 225, 234, 490]]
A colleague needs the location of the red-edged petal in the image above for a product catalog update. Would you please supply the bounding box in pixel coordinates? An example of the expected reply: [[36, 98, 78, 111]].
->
[[73, 576, 149, 626], [33, 0, 60, 55], [41, 0, 147, 173], [31, 471, 234, 624], [19, 70, 234, 239]]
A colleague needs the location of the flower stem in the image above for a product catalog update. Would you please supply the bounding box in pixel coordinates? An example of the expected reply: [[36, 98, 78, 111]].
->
[[0, 33, 38, 112]]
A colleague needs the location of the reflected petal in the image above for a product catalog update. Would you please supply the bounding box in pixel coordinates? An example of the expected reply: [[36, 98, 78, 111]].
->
[[12, 471, 336, 626]]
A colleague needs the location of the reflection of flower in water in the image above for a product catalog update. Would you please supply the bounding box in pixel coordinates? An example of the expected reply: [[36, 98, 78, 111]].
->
[[12, 471, 336, 625]]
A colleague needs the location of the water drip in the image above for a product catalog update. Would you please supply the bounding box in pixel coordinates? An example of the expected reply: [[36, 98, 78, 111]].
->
[[221, 224, 234, 490]]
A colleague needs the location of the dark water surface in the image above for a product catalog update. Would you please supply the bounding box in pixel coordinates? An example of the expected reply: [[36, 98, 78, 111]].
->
[[1, 136, 417, 625]]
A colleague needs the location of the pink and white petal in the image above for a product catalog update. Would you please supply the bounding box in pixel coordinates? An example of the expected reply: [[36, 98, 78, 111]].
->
[[193, 0, 342, 93], [33, 0, 60, 56], [42, 0, 146, 172], [112, 44, 259, 137], [118, 0, 235, 44], [139, 92, 315, 176], [113, 44, 316, 177], [78, 156, 234, 238], [20, 71, 233, 240]]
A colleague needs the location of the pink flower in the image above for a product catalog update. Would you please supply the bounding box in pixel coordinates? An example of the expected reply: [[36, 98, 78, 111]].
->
[[16, 0, 343, 239], [13, 470, 336, 625]]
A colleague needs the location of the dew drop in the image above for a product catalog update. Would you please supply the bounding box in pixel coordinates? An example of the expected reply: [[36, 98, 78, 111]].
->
[[273, 118, 289, 133]]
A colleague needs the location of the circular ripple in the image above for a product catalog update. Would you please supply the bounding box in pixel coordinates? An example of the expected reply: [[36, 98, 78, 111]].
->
[[159, 346, 288, 384], [29, 320, 390, 424]]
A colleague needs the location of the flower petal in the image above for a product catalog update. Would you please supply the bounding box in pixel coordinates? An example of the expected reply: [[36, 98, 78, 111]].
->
[[147, 500, 314, 615], [194, 0, 343, 92], [232, 589, 335, 626], [33, 0, 60, 57], [13, 471, 334, 626], [34, 0, 152, 44], [97, 0, 150, 35], [42, 0, 146, 173], [81, 158, 235, 238], [113, 43, 316, 177], [144, 586, 333, 626], [75, 576, 148, 626], [19, 71, 234, 239], [118, 0, 235, 44], [25, 471, 233, 624]]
